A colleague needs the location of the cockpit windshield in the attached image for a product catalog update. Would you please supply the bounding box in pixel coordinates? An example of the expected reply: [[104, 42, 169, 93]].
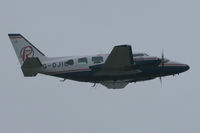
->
[[164, 58, 169, 63]]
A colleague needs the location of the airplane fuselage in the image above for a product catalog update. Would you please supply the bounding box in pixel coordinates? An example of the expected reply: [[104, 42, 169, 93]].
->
[[39, 54, 189, 83]]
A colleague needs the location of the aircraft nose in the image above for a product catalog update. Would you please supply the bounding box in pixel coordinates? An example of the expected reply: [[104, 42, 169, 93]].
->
[[165, 62, 190, 75], [179, 64, 190, 73], [184, 64, 190, 71]]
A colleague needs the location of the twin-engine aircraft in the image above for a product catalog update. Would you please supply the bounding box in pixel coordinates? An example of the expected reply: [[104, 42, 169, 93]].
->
[[9, 34, 189, 89]]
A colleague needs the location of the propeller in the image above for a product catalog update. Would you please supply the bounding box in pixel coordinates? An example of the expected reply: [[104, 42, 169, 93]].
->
[[159, 51, 165, 86], [159, 76, 162, 86], [161, 51, 164, 68]]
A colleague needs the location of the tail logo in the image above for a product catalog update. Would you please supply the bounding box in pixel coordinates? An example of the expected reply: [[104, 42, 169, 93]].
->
[[20, 46, 34, 62]]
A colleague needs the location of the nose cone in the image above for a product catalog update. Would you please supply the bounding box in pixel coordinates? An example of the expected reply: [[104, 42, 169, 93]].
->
[[177, 64, 190, 73], [163, 62, 190, 75], [184, 64, 190, 71]]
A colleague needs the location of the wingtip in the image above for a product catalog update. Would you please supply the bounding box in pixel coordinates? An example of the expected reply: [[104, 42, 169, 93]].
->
[[8, 33, 22, 37], [116, 44, 132, 47]]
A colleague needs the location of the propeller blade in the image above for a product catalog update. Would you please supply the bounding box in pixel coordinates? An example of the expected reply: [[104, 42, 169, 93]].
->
[[159, 77, 162, 86], [161, 51, 164, 59], [161, 51, 164, 68], [159, 51, 165, 86]]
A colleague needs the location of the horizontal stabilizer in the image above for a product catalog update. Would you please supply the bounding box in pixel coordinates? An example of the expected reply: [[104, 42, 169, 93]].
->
[[22, 57, 42, 68], [21, 57, 42, 77]]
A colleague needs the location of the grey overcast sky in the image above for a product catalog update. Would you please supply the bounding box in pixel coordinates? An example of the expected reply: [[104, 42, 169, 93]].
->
[[0, 0, 199, 133]]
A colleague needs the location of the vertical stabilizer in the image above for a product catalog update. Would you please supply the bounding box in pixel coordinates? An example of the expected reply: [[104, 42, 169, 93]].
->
[[8, 34, 46, 65]]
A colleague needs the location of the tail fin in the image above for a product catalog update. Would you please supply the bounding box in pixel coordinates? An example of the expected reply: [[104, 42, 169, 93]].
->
[[8, 34, 46, 65], [8, 34, 46, 77]]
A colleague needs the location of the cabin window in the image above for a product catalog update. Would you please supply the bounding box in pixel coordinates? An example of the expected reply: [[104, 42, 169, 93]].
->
[[78, 58, 87, 64], [64, 59, 74, 66], [92, 56, 103, 64], [164, 59, 169, 63], [133, 54, 144, 57]]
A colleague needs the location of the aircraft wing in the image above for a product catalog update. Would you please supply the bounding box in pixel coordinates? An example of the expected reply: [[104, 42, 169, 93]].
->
[[100, 81, 129, 89], [96, 45, 141, 77], [102, 45, 134, 70]]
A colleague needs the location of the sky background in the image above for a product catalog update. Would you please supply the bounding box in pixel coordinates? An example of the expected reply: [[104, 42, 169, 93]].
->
[[0, 0, 199, 133]]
